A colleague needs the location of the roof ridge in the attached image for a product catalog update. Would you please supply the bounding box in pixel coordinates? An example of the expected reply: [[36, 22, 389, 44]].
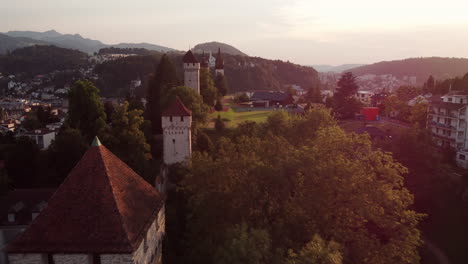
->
[[97, 146, 134, 248]]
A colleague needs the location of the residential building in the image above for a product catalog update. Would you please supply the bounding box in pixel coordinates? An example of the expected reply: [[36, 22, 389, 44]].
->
[[427, 94, 468, 149], [7, 138, 165, 264], [250, 91, 294, 107], [23, 129, 56, 150], [0, 189, 55, 264], [355, 91, 374, 106]]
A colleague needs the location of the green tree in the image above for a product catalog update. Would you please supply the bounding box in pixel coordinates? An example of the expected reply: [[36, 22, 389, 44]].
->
[[332, 72, 361, 118], [200, 68, 218, 106], [5, 137, 40, 188], [215, 73, 228, 96], [147, 54, 179, 134], [215, 99, 223, 112], [103, 101, 152, 176], [408, 101, 428, 126], [182, 110, 422, 264], [214, 223, 272, 264], [215, 115, 225, 133], [68, 80, 107, 140], [286, 235, 343, 264], [163, 86, 210, 129], [0, 107, 6, 121], [195, 131, 214, 153], [47, 128, 88, 184]]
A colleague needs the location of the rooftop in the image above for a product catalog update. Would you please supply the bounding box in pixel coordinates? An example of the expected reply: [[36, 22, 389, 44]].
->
[[7, 138, 164, 253], [162, 96, 192, 117], [182, 50, 199, 64]]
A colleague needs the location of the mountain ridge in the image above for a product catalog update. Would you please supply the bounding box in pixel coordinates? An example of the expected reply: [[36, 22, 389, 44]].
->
[[2, 30, 176, 54], [348, 57, 468, 84]]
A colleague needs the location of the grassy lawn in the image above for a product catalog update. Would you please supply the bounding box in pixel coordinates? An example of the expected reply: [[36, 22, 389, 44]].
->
[[208, 108, 271, 128]]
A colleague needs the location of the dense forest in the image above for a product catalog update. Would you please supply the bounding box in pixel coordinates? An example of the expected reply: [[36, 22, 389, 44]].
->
[[0, 45, 89, 76], [350, 57, 468, 84], [94, 51, 319, 97]]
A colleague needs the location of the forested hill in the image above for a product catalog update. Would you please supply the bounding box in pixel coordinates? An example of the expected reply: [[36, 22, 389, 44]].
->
[[0, 45, 89, 76], [94, 52, 319, 96], [349, 57, 468, 84], [0, 33, 51, 54], [193, 42, 247, 56]]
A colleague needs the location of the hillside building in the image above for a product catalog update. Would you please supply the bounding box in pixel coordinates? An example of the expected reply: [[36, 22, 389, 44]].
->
[[355, 91, 374, 106], [7, 137, 165, 264], [183, 50, 200, 94], [427, 94, 468, 150]]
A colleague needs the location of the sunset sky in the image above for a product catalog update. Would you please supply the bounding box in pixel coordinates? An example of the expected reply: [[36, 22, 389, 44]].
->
[[2, 0, 468, 65]]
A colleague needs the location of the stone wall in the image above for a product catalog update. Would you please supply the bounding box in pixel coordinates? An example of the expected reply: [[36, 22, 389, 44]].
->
[[8, 254, 44, 264], [132, 206, 165, 264], [100, 254, 132, 264]]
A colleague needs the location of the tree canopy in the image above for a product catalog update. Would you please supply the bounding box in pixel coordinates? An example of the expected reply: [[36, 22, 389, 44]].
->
[[180, 109, 422, 264], [67, 80, 107, 141]]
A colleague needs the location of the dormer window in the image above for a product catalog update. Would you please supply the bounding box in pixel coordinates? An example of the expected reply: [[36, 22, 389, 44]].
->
[[181, 116, 184, 122], [8, 213, 15, 222]]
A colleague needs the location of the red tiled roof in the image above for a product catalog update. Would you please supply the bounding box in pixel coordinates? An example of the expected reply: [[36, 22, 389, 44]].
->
[[182, 50, 199, 63], [162, 96, 192, 117], [7, 142, 164, 253]]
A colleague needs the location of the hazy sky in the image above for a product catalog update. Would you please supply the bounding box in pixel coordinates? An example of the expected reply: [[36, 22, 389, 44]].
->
[[2, 0, 468, 65]]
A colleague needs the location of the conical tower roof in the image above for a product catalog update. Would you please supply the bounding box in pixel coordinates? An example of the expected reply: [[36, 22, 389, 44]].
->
[[7, 138, 164, 253]]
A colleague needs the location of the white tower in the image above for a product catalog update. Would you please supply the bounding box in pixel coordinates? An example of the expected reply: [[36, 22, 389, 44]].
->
[[161, 96, 192, 165], [183, 50, 200, 94]]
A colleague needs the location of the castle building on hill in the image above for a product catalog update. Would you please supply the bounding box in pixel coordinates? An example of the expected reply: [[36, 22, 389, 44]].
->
[[215, 48, 224, 76], [208, 51, 216, 68], [7, 137, 165, 264], [182, 50, 200, 94]]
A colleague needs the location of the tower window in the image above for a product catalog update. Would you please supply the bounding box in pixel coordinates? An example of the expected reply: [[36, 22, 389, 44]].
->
[[172, 139, 175, 143], [170, 116, 173, 122], [181, 116, 184, 121]]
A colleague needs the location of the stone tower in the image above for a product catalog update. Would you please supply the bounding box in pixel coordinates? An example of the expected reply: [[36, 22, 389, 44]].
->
[[215, 48, 224, 76], [183, 50, 200, 94], [161, 96, 192, 165]]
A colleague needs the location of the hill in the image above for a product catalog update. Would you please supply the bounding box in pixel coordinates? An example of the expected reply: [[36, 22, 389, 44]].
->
[[0, 33, 51, 54], [94, 52, 318, 96], [0, 45, 89, 76], [4, 30, 176, 54], [193, 42, 247, 56], [349, 57, 468, 84], [311, 64, 366, 73]]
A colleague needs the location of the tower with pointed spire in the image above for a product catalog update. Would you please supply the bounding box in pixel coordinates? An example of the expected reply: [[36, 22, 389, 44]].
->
[[182, 50, 200, 94], [215, 48, 224, 76], [161, 96, 192, 165]]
